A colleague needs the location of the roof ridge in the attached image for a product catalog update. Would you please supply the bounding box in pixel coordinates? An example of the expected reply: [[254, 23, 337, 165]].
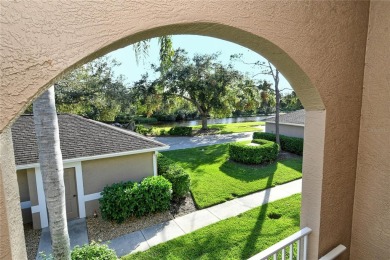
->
[[64, 114, 167, 147]]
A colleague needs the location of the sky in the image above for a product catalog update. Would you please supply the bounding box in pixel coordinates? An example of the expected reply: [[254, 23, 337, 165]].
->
[[106, 35, 293, 93]]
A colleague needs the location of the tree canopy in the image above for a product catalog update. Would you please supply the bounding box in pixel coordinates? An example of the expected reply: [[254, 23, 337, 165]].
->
[[134, 49, 260, 129], [54, 57, 132, 121]]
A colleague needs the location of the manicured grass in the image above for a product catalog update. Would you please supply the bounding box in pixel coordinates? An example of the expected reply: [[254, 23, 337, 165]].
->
[[122, 194, 301, 260], [192, 121, 265, 134], [150, 121, 265, 135], [162, 142, 302, 209]]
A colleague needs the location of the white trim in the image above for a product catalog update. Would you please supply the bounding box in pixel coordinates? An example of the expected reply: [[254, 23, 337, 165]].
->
[[31, 205, 40, 214], [72, 162, 86, 218], [153, 151, 158, 176], [83, 192, 102, 202], [20, 201, 31, 209], [265, 121, 305, 127], [15, 146, 170, 170], [319, 245, 346, 260], [34, 167, 48, 228]]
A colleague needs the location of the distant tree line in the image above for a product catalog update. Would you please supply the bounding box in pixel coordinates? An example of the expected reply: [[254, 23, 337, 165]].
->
[[42, 50, 302, 127]]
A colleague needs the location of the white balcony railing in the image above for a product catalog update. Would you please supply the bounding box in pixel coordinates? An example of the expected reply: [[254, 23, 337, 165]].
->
[[319, 245, 346, 260], [248, 227, 312, 260]]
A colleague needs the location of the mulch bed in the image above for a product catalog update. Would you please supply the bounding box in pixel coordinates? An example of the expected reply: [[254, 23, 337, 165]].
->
[[86, 193, 197, 242], [24, 223, 41, 260]]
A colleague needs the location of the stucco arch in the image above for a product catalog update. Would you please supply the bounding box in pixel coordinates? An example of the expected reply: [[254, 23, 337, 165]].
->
[[1, 1, 371, 259], [3, 22, 324, 129]]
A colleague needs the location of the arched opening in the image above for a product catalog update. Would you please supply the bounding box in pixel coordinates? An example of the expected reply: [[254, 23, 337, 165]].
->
[[3, 1, 371, 259], [3, 27, 326, 260]]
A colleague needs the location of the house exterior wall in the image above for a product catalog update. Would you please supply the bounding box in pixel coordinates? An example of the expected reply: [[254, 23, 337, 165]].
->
[[351, 2, 390, 259], [0, 1, 379, 259], [265, 122, 304, 138], [14, 152, 155, 229], [16, 170, 32, 223], [16, 170, 29, 202], [82, 152, 154, 195]]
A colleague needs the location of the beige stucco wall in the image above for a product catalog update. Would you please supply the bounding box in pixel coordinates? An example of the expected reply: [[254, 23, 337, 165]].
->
[[0, 128, 27, 259], [82, 153, 154, 195], [0, 1, 377, 259], [265, 123, 304, 139], [350, 2, 390, 259]]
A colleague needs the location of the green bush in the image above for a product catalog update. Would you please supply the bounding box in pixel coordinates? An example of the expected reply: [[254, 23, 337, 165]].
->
[[157, 154, 191, 198], [135, 124, 152, 135], [99, 176, 172, 223], [136, 176, 172, 216], [71, 241, 117, 260], [157, 153, 175, 174], [163, 165, 190, 198], [168, 126, 192, 136], [229, 139, 279, 164], [253, 132, 304, 155], [159, 129, 167, 136]]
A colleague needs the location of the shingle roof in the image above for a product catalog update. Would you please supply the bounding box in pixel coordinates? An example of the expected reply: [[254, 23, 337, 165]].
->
[[11, 114, 168, 166], [265, 109, 305, 125]]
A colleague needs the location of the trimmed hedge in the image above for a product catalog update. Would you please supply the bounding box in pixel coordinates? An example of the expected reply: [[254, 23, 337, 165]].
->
[[168, 126, 192, 136], [157, 153, 191, 198], [164, 165, 191, 198], [253, 132, 304, 155], [229, 139, 279, 164], [99, 176, 172, 223], [157, 153, 175, 174], [71, 241, 117, 260]]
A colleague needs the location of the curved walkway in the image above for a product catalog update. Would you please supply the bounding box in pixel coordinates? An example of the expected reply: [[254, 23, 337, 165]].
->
[[36, 179, 301, 259], [105, 179, 302, 257], [152, 132, 253, 151]]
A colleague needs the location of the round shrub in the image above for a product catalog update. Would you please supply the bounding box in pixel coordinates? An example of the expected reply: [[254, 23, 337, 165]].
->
[[99, 181, 137, 223], [137, 176, 172, 216], [164, 164, 191, 198], [71, 241, 117, 260], [99, 176, 172, 223], [253, 132, 303, 155], [229, 139, 279, 164]]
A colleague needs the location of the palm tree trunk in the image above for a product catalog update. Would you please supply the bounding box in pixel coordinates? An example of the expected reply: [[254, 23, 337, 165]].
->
[[33, 86, 70, 259], [274, 70, 281, 148]]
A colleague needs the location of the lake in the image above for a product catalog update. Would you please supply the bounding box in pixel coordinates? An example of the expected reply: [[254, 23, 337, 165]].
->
[[152, 115, 273, 127]]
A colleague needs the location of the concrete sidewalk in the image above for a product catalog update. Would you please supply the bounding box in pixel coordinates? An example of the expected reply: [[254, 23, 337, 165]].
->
[[35, 179, 301, 258], [106, 179, 302, 257], [36, 218, 89, 259]]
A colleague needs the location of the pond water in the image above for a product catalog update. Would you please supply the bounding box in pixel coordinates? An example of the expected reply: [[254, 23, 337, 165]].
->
[[152, 115, 273, 127]]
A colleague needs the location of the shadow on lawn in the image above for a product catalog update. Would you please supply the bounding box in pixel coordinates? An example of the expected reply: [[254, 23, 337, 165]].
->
[[220, 158, 302, 183], [240, 173, 274, 259]]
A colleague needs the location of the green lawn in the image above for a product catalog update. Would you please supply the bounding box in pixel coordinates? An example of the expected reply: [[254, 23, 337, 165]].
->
[[151, 121, 265, 135], [192, 121, 265, 134], [162, 142, 302, 209], [122, 194, 301, 260]]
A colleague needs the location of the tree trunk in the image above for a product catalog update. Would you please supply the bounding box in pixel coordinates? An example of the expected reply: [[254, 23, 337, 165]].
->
[[274, 70, 281, 149], [201, 114, 208, 130], [33, 86, 71, 259]]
